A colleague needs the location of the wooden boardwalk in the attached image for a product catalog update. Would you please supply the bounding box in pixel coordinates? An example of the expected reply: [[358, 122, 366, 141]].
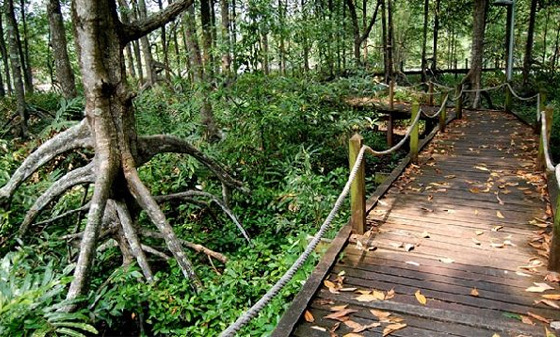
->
[[274, 110, 560, 337]]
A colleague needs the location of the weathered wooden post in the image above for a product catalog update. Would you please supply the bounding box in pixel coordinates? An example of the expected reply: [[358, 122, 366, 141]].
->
[[537, 105, 554, 170], [349, 133, 366, 234], [455, 84, 463, 119], [428, 82, 434, 106], [439, 93, 447, 132], [389, 80, 395, 110], [504, 83, 512, 113], [549, 195, 560, 272], [537, 89, 547, 134], [410, 102, 420, 163]]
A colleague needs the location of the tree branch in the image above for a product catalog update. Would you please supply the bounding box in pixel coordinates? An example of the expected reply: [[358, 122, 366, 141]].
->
[[0, 119, 91, 202], [122, 0, 194, 43], [359, 0, 381, 44], [137, 135, 248, 193], [19, 164, 95, 236], [154, 190, 251, 244]]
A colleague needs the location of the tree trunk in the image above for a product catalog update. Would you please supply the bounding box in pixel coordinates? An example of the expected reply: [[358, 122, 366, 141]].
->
[[4, 0, 27, 136], [552, 22, 560, 71], [137, 0, 156, 85], [431, 0, 440, 75], [47, 0, 77, 99], [184, 5, 219, 139], [262, 32, 269, 75], [200, 0, 214, 76], [420, 0, 428, 82], [0, 15, 11, 94], [301, 0, 310, 73], [542, 9, 550, 65], [386, 0, 394, 82], [18, 0, 33, 94], [278, 0, 286, 75], [220, 0, 231, 74], [464, 0, 489, 108], [62, 0, 212, 302], [156, 0, 171, 81], [522, 0, 537, 86]]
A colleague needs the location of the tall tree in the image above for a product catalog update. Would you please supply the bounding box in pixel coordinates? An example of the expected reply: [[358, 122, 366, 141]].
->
[[220, 0, 231, 73], [0, 15, 11, 94], [18, 0, 33, 94], [345, 0, 381, 65], [47, 0, 77, 99], [431, 0, 440, 74], [136, 0, 157, 85], [463, 0, 489, 108], [4, 0, 27, 136], [522, 0, 538, 86], [0, 0, 245, 304], [420, 0, 429, 82]]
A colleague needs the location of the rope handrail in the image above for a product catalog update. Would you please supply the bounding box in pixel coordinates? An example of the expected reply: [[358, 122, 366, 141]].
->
[[366, 107, 422, 156], [540, 110, 556, 172], [462, 83, 506, 93], [220, 101, 426, 335], [219, 145, 368, 337], [506, 82, 539, 101], [421, 94, 449, 119]]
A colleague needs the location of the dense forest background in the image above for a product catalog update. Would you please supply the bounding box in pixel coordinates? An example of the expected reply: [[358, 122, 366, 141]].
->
[[0, 0, 559, 336]]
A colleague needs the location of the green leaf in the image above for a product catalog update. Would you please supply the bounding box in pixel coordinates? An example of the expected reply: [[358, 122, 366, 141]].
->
[[52, 322, 98, 334]]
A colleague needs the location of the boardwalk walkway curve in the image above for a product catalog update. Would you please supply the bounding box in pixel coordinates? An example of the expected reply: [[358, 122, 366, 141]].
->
[[221, 83, 559, 337]]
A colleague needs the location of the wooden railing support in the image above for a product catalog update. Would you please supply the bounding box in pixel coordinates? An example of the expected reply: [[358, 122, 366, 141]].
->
[[456, 84, 463, 119], [535, 89, 547, 134], [549, 196, 560, 272], [349, 133, 365, 234], [537, 105, 554, 170], [505, 83, 512, 113], [439, 94, 447, 132], [389, 80, 395, 110], [428, 82, 434, 106], [410, 102, 420, 163]]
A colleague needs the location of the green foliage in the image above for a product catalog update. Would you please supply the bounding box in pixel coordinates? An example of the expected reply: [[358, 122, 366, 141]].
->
[[0, 250, 96, 337]]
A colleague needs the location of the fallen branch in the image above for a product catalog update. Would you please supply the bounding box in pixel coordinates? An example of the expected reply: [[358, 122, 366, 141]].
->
[[142, 229, 227, 264]]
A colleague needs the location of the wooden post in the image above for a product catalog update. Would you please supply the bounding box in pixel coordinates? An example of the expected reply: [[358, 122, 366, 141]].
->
[[465, 58, 468, 69], [428, 81, 434, 106], [387, 115, 393, 147], [455, 84, 463, 119], [349, 133, 365, 234], [410, 102, 420, 163], [389, 80, 395, 110], [505, 83, 512, 113], [537, 105, 554, 170], [439, 94, 447, 132], [535, 89, 546, 134], [549, 196, 560, 272]]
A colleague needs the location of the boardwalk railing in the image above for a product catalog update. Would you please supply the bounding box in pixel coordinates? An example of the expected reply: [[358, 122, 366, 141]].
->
[[220, 80, 555, 336]]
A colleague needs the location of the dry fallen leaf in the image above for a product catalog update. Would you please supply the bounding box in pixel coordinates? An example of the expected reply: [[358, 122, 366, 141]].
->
[[439, 257, 454, 264], [404, 243, 415, 252], [545, 327, 557, 337], [340, 287, 358, 292], [420, 231, 430, 238], [343, 333, 363, 337], [475, 230, 485, 236], [520, 315, 534, 325], [470, 288, 479, 297], [356, 294, 380, 302], [474, 209, 479, 215], [542, 294, 560, 300], [492, 225, 503, 232], [475, 166, 489, 171], [311, 326, 327, 332], [527, 312, 551, 324], [370, 309, 391, 321], [304, 310, 315, 322], [385, 289, 395, 300], [330, 305, 348, 311], [497, 211, 505, 219], [383, 323, 407, 336], [324, 308, 358, 321], [406, 261, 420, 266], [492, 334, 500, 337], [415, 290, 427, 305], [472, 238, 482, 246], [537, 300, 560, 309], [324, 280, 337, 289]]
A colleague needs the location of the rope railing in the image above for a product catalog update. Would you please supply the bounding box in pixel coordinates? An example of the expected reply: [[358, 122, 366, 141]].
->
[[219, 145, 368, 337], [221, 78, 558, 335], [220, 102, 428, 336]]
